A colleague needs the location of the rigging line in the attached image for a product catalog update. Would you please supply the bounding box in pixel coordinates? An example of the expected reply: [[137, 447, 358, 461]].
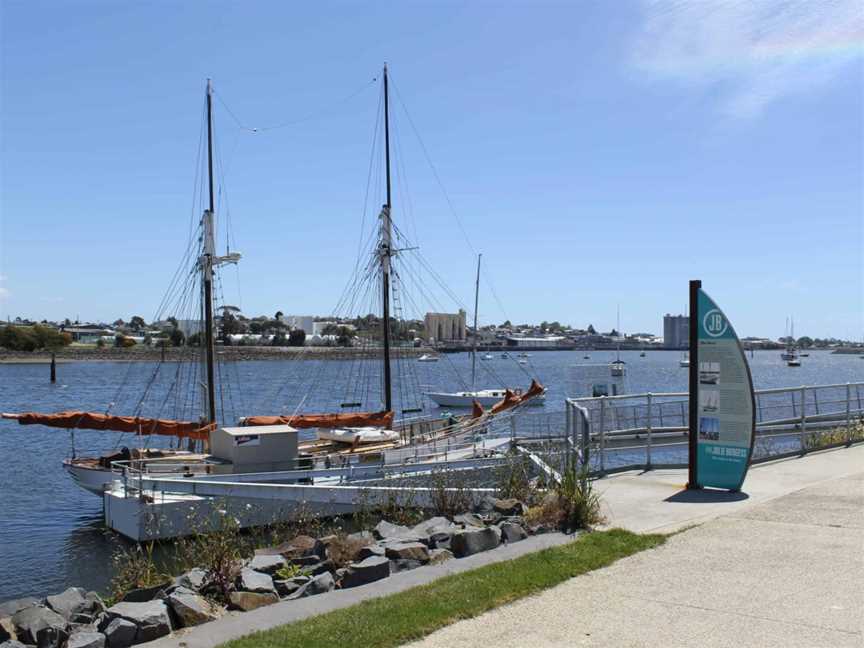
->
[[215, 77, 378, 134]]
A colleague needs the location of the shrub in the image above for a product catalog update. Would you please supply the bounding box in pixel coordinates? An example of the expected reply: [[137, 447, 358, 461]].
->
[[0, 325, 70, 351], [110, 542, 170, 601]]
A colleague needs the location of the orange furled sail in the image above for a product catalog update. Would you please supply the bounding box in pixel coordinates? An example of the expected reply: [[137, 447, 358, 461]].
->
[[471, 400, 485, 419], [1, 411, 214, 440], [490, 379, 545, 415], [242, 410, 395, 430]]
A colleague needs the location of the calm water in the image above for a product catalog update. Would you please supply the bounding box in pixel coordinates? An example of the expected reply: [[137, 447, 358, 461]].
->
[[0, 349, 861, 601]]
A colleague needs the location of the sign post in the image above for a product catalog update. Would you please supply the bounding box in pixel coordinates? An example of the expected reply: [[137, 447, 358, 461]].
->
[[687, 280, 756, 491]]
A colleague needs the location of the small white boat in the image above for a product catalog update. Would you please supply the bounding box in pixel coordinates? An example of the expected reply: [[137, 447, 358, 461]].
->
[[518, 359, 528, 365], [500, 353, 509, 359], [426, 389, 546, 408], [417, 354, 439, 362], [787, 358, 801, 367], [482, 353, 494, 360], [679, 353, 690, 368], [517, 352, 530, 358], [583, 354, 590, 359], [640, 351, 646, 357], [317, 427, 400, 445], [610, 360, 626, 377]]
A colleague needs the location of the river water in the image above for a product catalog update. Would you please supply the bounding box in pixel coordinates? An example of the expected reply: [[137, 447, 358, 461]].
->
[[0, 349, 861, 601]]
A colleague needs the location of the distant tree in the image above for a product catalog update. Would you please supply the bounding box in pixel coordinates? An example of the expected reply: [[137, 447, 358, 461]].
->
[[609, 328, 619, 337], [796, 336, 813, 348], [170, 328, 185, 347], [96, 337, 106, 348], [63, 318, 72, 327], [115, 335, 136, 348], [113, 318, 125, 327], [187, 332, 202, 346], [322, 323, 340, 335], [501, 320, 512, 328], [270, 331, 288, 346], [587, 324, 597, 335], [288, 329, 306, 347], [166, 316, 178, 330], [143, 334, 152, 346], [249, 320, 266, 334], [275, 310, 284, 320], [129, 315, 147, 331], [221, 311, 241, 339]]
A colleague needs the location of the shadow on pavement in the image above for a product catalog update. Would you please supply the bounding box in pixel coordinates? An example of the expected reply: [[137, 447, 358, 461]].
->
[[664, 489, 750, 503]]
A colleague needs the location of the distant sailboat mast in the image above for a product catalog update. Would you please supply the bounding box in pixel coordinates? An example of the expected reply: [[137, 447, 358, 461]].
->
[[471, 254, 482, 390]]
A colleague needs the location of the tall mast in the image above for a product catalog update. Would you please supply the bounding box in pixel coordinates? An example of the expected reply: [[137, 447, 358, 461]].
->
[[380, 64, 393, 412], [202, 79, 217, 425], [471, 254, 482, 390], [616, 304, 621, 362]]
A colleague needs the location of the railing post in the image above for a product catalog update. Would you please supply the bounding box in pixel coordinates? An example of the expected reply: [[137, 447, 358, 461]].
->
[[510, 414, 517, 441], [599, 397, 606, 475], [646, 393, 653, 470], [846, 383, 852, 444], [800, 386, 807, 454]]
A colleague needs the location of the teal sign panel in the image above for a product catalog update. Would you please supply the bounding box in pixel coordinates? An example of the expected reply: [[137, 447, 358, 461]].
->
[[694, 288, 755, 490]]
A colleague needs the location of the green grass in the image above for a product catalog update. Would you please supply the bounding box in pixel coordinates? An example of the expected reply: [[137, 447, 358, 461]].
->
[[220, 528, 665, 648]]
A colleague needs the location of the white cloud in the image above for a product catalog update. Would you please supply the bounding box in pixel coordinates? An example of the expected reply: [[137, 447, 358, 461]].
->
[[0, 287, 9, 300], [631, 0, 864, 118]]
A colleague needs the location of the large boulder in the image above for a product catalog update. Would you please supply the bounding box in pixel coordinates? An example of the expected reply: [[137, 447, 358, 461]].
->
[[373, 520, 418, 541], [176, 568, 207, 592], [384, 542, 430, 563], [286, 572, 334, 599], [248, 554, 287, 575], [66, 631, 106, 648], [498, 521, 528, 543], [340, 556, 390, 589], [119, 581, 171, 603], [413, 517, 458, 549], [227, 592, 278, 612], [298, 560, 335, 578], [0, 617, 12, 643], [493, 498, 527, 517], [102, 617, 136, 648], [11, 605, 67, 646], [105, 600, 172, 643], [45, 588, 86, 621], [0, 641, 28, 648], [165, 587, 217, 628], [429, 548, 454, 565], [355, 544, 386, 561], [0, 599, 39, 618], [475, 495, 499, 515], [450, 526, 502, 558], [389, 559, 424, 574], [237, 567, 276, 594], [454, 513, 485, 528]]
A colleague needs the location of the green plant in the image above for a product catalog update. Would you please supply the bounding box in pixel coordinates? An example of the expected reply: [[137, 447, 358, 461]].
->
[[275, 563, 302, 580], [110, 542, 170, 601]]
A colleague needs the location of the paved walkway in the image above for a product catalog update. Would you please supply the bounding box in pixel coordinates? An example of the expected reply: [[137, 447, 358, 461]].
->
[[408, 447, 864, 648]]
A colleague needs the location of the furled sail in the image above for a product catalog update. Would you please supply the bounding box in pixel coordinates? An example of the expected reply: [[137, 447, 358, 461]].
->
[[1, 411, 214, 440], [241, 410, 395, 430], [471, 400, 485, 419], [490, 379, 545, 415]]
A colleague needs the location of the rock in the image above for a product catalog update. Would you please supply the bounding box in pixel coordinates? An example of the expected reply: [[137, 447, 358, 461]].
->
[[0, 617, 12, 643], [493, 498, 527, 517], [298, 560, 334, 578], [413, 517, 457, 549], [119, 581, 171, 603], [273, 580, 302, 598], [373, 520, 415, 541], [45, 588, 86, 621], [355, 544, 386, 561], [106, 600, 172, 643], [429, 548, 454, 565], [70, 613, 95, 625], [248, 554, 287, 575], [11, 605, 67, 646], [450, 526, 502, 557], [347, 530, 375, 543], [237, 567, 276, 594], [498, 521, 528, 543], [389, 559, 423, 573], [227, 592, 278, 612], [286, 535, 326, 559], [454, 513, 485, 528], [384, 542, 430, 563], [166, 588, 217, 628], [340, 556, 390, 589], [475, 495, 498, 514], [286, 573, 334, 600], [102, 618, 136, 648], [286, 554, 321, 567], [0, 599, 39, 619], [176, 568, 207, 592], [0, 641, 27, 648], [66, 631, 106, 648]]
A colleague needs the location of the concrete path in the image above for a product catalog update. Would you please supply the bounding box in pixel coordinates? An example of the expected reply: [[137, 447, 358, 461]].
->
[[408, 447, 864, 648]]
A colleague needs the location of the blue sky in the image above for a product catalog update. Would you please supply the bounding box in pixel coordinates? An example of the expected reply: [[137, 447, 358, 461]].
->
[[1, 0, 862, 339]]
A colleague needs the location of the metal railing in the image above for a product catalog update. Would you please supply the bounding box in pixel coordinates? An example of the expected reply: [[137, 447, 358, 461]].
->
[[566, 382, 864, 475]]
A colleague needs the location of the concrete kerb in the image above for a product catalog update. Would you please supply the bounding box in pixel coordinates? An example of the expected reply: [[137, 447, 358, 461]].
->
[[141, 532, 575, 648]]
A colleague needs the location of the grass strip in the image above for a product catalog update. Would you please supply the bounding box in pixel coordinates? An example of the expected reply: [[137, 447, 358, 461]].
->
[[220, 528, 665, 648]]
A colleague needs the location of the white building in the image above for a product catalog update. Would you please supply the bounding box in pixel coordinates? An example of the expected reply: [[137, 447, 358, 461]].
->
[[284, 315, 314, 334]]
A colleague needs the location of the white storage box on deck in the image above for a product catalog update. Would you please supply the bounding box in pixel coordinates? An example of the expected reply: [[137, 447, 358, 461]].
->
[[210, 425, 299, 473]]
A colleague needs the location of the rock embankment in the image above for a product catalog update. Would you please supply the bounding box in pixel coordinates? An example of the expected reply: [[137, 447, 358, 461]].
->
[[0, 496, 546, 648]]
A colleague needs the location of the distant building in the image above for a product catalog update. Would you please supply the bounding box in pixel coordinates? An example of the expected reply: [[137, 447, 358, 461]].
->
[[60, 325, 113, 343], [506, 335, 567, 348], [663, 314, 689, 349], [424, 310, 467, 342], [284, 315, 314, 334]]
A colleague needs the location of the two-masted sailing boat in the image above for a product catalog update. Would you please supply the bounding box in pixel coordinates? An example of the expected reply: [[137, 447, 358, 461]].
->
[[3, 67, 544, 496]]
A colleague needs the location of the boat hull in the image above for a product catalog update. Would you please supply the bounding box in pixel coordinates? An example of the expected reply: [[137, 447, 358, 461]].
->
[[63, 459, 115, 496], [426, 392, 546, 408]]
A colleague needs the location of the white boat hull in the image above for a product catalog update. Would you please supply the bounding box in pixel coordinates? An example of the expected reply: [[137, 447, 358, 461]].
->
[[426, 391, 546, 408], [63, 460, 115, 496], [317, 427, 400, 445]]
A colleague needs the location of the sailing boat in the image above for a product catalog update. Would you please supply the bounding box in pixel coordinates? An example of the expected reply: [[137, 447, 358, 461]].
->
[[679, 352, 690, 367], [3, 68, 545, 495], [426, 254, 545, 408], [610, 307, 626, 377], [786, 317, 801, 366]]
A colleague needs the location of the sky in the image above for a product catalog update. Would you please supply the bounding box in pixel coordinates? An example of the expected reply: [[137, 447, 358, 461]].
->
[[1, 0, 862, 340]]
